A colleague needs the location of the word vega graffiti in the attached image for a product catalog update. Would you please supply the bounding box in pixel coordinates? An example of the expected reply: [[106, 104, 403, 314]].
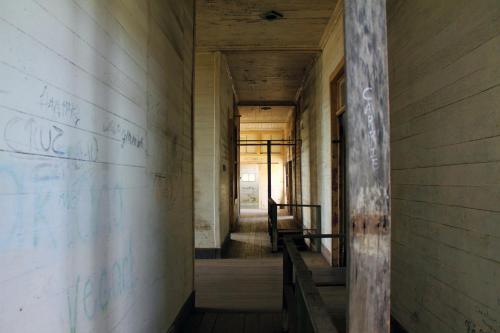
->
[[67, 243, 135, 332]]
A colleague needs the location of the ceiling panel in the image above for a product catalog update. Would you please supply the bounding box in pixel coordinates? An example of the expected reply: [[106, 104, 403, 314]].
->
[[196, 0, 338, 103], [196, 0, 338, 50], [240, 123, 288, 131], [226, 52, 317, 102], [239, 106, 292, 131]]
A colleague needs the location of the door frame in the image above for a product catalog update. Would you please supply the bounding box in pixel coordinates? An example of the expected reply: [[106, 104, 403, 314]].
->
[[329, 58, 346, 267]]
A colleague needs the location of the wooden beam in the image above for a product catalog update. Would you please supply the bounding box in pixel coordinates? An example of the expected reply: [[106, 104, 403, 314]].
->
[[267, 140, 272, 200], [283, 238, 339, 333], [222, 49, 322, 54], [237, 101, 296, 107], [240, 121, 289, 124], [344, 1, 391, 332], [197, 46, 323, 53]]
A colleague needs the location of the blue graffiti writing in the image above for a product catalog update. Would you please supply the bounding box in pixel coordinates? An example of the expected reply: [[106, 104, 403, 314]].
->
[[4, 116, 98, 162], [66, 243, 134, 331]]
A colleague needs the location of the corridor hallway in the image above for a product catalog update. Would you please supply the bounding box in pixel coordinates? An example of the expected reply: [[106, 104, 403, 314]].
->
[[222, 209, 294, 259], [186, 209, 285, 333], [185, 210, 338, 333], [0, 0, 498, 332]]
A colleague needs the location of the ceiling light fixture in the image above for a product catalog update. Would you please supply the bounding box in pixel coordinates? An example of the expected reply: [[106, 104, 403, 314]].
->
[[261, 10, 284, 21]]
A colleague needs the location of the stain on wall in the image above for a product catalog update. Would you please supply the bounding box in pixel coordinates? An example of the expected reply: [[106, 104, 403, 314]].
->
[[194, 52, 234, 249]]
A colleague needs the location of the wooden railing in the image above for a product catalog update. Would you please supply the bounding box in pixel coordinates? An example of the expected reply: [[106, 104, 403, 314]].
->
[[268, 198, 322, 252], [268, 198, 279, 251], [282, 235, 341, 333]]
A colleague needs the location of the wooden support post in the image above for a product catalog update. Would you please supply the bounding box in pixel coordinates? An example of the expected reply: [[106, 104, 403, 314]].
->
[[344, 1, 391, 332], [271, 203, 278, 253], [267, 140, 272, 200], [315, 206, 322, 252], [282, 244, 293, 332]]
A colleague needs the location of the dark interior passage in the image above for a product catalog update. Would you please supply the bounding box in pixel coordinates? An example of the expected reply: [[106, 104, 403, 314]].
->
[[0, 1, 498, 332]]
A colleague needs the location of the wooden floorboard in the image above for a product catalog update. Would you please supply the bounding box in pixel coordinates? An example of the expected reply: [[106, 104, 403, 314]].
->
[[195, 258, 283, 311], [196, 313, 217, 333], [212, 313, 245, 333], [181, 312, 204, 333], [222, 209, 295, 259], [243, 313, 260, 333], [182, 311, 282, 333], [259, 313, 282, 333], [190, 210, 346, 333]]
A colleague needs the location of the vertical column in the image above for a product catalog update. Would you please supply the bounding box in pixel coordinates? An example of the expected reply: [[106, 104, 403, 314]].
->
[[316, 206, 322, 252], [344, 1, 391, 332], [282, 244, 292, 331], [267, 140, 272, 199]]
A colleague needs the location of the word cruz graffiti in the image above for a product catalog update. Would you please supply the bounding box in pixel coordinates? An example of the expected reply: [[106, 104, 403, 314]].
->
[[4, 117, 98, 162]]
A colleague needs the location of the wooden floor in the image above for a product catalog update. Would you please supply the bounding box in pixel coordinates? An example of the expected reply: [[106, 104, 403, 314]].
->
[[222, 209, 295, 259], [195, 258, 282, 311], [183, 210, 346, 333], [186, 257, 283, 332], [182, 311, 282, 333]]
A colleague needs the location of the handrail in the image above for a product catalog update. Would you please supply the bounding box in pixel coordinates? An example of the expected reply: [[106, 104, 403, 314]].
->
[[283, 237, 339, 333], [268, 198, 322, 252], [268, 198, 278, 251], [275, 203, 321, 208], [237, 139, 297, 146]]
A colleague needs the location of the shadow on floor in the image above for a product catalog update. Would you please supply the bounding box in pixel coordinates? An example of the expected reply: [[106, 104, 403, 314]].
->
[[182, 311, 282, 333], [189, 210, 332, 333], [222, 211, 296, 259]]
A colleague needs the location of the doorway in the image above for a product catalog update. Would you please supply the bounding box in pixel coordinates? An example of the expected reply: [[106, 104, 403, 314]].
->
[[330, 60, 347, 267], [240, 164, 259, 209], [286, 160, 293, 215]]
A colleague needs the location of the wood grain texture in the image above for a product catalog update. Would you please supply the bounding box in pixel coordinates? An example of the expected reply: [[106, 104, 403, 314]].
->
[[196, 1, 337, 105], [226, 51, 318, 102], [344, 0, 391, 332], [299, 1, 344, 261], [221, 211, 285, 259], [239, 106, 293, 127], [194, 52, 234, 249], [182, 311, 282, 333], [283, 238, 339, 333], [195, 0, 338, 51], [195, 258, 283, 311], [387, 1, 500, 332], [0, 0, 195, 332]]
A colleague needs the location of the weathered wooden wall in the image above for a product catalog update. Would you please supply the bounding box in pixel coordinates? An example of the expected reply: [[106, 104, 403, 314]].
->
[[344, 0, 391, 330], [194, 52, 234, 250], [300, 3, 344, 263], [218, 54, 234, 245], [0, 0, 194, 332], [388, 1, 500, 332], [194, 52, 217, 248]]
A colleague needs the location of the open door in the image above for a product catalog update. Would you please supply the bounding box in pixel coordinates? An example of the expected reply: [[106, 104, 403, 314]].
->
[[231, 96, 241, 229], [330, 60, 346, 267], [286, 160, 293, 215]]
